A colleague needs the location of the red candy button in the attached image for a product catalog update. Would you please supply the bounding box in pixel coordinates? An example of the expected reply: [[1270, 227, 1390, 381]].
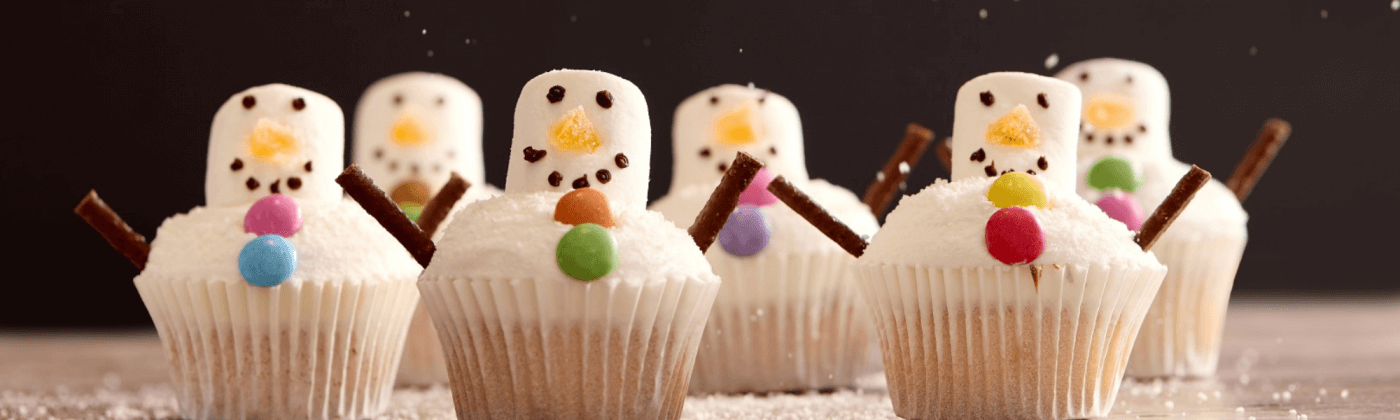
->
[[985, 207, 1045, 265]]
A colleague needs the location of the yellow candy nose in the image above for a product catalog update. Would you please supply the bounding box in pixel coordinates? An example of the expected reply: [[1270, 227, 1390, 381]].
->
[[985, 105, 1042, 148], [247, 119, 299, 162], [1084, 93, 1136, 130], [550, 106, 603, 154], [390, 112, 431, 146], [715, 104, 758, 146]]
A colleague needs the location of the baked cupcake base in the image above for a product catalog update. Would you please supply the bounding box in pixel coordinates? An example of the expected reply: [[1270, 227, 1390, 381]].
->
[[1126, 235, 1247, 378], [857, 262, 1165, 420], [135, 276, 419, 420], [418, 275, 719, 420], [689, 251, 875, 393]]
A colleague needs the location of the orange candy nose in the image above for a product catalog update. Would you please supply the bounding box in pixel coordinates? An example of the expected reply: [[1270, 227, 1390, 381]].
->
[[554, 188, 616, 228]]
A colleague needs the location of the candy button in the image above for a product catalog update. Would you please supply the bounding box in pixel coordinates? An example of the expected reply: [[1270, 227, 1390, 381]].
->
[[244, 193, 302, 237], [1087, 156, 1143, 193], [554, 188, 616, 228], [985, 207, 1045, 265], [719, 206, 772, 257], [737, 167, 780, 207], [399, 202, 424, 222], [556, 223, 619, 281], [987, 172, 1048, 209], [1097, 192, 1145, 231], [239, 234, 297, 287]]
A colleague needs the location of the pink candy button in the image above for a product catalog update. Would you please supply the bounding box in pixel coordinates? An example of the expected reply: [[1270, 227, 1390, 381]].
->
[[1096, 192, 1145, 231], [245, 194, 302, 237], [737, 167, 780, 207]]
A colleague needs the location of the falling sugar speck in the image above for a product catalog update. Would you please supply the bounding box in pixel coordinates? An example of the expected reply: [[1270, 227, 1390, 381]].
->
[[464, 39, 471, 44], [1235, 407, 1245, 414], [1393, 0, 1399, 11], [1341, 389, 1350, 398], [421, 29, 427, 35], [739, 48, 744, 53], [403, 10, 410, 17], [1249, 46, 1258, 56], [427, 50, 434, 57], [1045, 53, 1060, 69], [1320, 9, 1328, 18], [1164, 400, 1174, 409], [898, 161, 911, 174], [570, 15, 577, 22], [979, 8, 989, 19]]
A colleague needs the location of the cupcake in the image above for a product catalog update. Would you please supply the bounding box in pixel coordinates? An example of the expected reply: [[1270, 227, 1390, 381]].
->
[[352, 72, 501, 386], [417, 70, 721, 419], [775, 72, 1188, 419], [112, 84, 421, 419], [1056, 58, 1262, 378], [650, 84, 880, 393]]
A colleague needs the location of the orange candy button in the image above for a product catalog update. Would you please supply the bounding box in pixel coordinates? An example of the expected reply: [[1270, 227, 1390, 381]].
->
[[554, 188, 616, 228]]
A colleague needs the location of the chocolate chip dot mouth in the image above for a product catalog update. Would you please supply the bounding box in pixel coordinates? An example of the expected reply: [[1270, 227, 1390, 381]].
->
[[1124, 134, 1134, 144], [1138, 124, 1147, 133], [269, 179, 281, 194], [769, 146, 777, 155], [547, 85, 565, 103], [374, 148, 384, 159], [230, 158, 244, 171], [980, 91, 995, 106], [983, 162, 997, 177], [1085, 133, 1095, 143], [548, 171, 563, 187], [245, 177, 260, 191], [292, 98, 306, 111], [572, 175, 590, 189], [287, 177, 302, 190], [241, 95, 256, 109]]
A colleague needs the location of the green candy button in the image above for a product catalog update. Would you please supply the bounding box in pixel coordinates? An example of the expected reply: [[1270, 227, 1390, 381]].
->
[[556, 223, 620, 281], [399, 203, 423, 222], [1087, 156, 1144, 193]]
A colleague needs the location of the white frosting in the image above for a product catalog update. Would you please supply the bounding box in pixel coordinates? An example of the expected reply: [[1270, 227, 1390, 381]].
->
[[138, 198, 421, 283], [650, 179, 879, 256], [951, 72, 1082, 193], [1078, 158, 1248, 240], [669, 85, 809, 191], [353, 72, 488, 197], [206, 84, 344, 207], [863, 177, 1161, 268], [1055, 58, 1173, 163], [423, 192, 716, 284], [505, 70, 651, 210]]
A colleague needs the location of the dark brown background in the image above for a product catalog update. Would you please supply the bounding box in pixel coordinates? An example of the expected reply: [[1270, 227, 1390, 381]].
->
[[3, 0, 1397, 327]]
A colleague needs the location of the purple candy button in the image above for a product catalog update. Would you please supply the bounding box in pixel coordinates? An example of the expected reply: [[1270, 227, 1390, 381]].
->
[[718, 206, 772, 257], [737, 167, 780, 207], [1096, 192, 1144, 231], [245, 193, 302, 237]]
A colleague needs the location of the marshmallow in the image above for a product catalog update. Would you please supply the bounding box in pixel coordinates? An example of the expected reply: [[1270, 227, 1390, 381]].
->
[[352, 73, 485, 209], [670, 84, 808, 191], [950, 72, 1081, 193], [1055, 58, 1172, 163], [505, 69, 651, 210], [206, 84, 344, 207]]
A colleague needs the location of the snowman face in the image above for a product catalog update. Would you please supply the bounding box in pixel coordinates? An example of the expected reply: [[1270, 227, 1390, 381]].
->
[[353, 72, 484, 211], [1056, 58, 1172, 164], [505, 69, 651, 210], [206, 84, 343, 207], [670, 84, 808, 189], [950, 72, 1082, 193]]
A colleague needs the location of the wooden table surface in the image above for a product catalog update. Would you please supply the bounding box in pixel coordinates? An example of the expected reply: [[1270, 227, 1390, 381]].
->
[[3, 296, 1398, 419]]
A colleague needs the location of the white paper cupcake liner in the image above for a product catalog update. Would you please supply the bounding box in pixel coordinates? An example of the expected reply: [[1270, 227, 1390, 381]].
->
[[396, 302, 450, 386], [418, 274, 719, 420], [689, 251, 876, 393], [133, 276, 419, 420], [857, 262, 1166, 420], [1126, 235, 1247, 378]]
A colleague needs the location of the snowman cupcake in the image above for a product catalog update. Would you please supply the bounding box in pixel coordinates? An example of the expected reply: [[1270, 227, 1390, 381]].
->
[[1056, 58, 1281, 378], [416, 70, 721, 419], [81, 84, 422, 420], [352, 72, 501, 385], [770, 72, 1213, 419], [650, 84, 880, 393]]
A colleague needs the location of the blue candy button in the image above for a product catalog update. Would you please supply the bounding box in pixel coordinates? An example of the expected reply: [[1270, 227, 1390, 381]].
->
[[238, 234, 297, 287]]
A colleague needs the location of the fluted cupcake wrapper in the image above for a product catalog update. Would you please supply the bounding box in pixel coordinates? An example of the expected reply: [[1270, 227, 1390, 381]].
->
[[134, 276, 419, 420], [689, 251, 877, 394], [396, 302, 450, 386], [418, 275, 720, 420], [1127, 235, 1247, 378], [856, 262, 1166, 420]]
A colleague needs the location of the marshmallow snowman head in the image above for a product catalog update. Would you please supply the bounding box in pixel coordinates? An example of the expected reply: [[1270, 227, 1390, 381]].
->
[[1055, 58, 1172, 164], [352, 72, 484, 211], [670, 84, 808, 191], [950, 72, 1082, 193], [206, 84, 344, 207], [505, 69, 651, 210]]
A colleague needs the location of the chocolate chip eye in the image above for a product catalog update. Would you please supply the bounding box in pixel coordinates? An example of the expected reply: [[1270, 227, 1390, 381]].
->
[[699, 148, 711, 158], [410, 164, 420, 175], [596, 90, 613, 108], [523, 146, 547, 163], [1038, 156, 1048, 170], [1079, 72, 1089, 82], [769, 146, 777, 156], [596, 169, 611, 184], [709, 96, 719, 105], [436, 96, 445, 106], [615, 153, 629, 168], [1036, 93, 1049, 109], [242, 95, 256, 109], [572, 175, 589, 189], [979, 91, 994, 106], [287, 177, 302, 190], [718, 162, 728, 173], [389, 161, 399, 171], [393, 94, 403, 105], [1026, 169, 1037, 175], [446, 149, 456, 159], [548, 171, 563, 187], [304, 161, 313, 172], [245, 177, 260, 191], [1126, 75, 1133, 84], [970, 148, 986, 162], [374, 148, 384, 160], [230, 158, 244, 171], [292, 98, 306, 111], [1138, 124, 1147, 133], [547, 85, 565, 103]]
